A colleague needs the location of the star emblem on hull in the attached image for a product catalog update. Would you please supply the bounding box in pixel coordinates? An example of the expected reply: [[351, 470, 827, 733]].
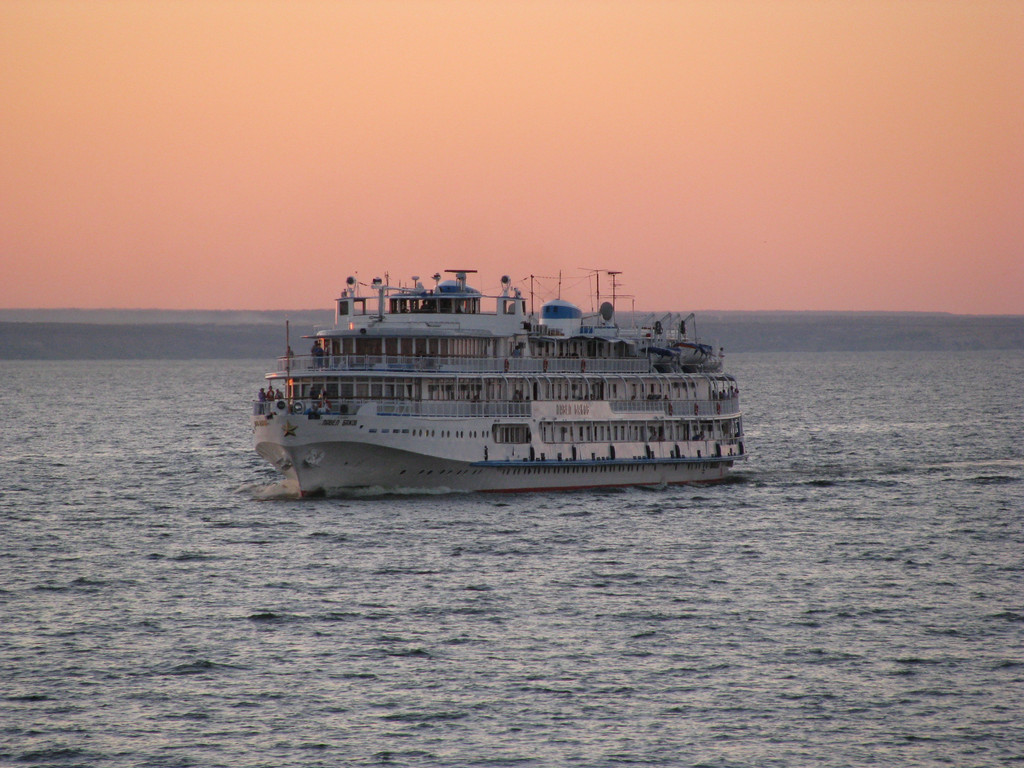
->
[[283, 421, 297, 437]]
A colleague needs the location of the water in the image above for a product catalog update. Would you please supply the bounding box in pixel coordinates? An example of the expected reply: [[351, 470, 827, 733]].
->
[[1, 351, 1022, 767]]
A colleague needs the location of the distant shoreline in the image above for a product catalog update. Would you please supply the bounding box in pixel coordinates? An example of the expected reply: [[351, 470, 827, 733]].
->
[[1, 311, 1023, 359]]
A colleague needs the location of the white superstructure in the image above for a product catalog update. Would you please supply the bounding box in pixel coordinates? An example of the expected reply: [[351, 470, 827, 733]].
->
[[252, 270, 745, 495]]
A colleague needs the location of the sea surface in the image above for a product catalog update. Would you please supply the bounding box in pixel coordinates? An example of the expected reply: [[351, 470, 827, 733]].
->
[[1, 351, 1022, 767]]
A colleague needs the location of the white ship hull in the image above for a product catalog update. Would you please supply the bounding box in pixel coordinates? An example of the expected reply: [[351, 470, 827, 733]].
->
[[257, 438, 737, 495], [254, 404, 743, 496]]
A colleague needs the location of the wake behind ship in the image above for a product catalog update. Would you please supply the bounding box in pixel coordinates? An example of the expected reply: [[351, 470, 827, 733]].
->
[[252, 270, 745, 495]]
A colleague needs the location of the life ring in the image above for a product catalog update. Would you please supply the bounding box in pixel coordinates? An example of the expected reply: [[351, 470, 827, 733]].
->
[[716, 402, 721, 414], [276, 400, 287, 410], [542, 359, 549, 372], [504, 359, 509, 372], [693, 403, 699, 415], [580, 359, 586, 372], [291, 400, 304, 414], [668, 403, 673, 416]]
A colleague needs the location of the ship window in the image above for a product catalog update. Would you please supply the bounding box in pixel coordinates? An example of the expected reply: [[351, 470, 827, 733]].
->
[[355, 338, 382, 356], [493, 424, 530, 444]]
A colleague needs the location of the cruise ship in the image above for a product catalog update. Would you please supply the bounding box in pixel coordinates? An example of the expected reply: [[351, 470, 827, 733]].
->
[[252, 270, 745, 495]]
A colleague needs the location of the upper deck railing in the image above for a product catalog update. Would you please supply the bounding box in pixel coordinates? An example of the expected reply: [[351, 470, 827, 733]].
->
[[277, 354, 652, 375], [252, 399, 533, 418], [253, 396, 739, 419]]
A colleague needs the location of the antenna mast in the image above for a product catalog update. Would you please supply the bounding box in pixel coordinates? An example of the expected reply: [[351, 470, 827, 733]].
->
[[607, 271, 621, 306], [285, 319, 291, 387]]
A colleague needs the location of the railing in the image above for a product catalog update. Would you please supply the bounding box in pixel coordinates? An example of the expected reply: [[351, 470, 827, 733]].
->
[[610, 398, 741, 417], [254, 397, 738, 419], [375, 401, 532, 418], [254, 401, 280, 415], [253, 399, 531, 419], [277, 354, 650, 375]]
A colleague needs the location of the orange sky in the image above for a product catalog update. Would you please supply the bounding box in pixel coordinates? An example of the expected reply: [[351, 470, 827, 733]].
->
[[2, 1, 1022, 313]]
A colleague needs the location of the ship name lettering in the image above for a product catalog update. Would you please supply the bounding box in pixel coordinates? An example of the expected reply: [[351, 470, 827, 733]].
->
[[555, 403, 591, 416]]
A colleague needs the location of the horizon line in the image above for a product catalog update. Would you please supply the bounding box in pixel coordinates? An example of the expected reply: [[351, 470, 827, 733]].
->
[[2, 307, 1024, 319]]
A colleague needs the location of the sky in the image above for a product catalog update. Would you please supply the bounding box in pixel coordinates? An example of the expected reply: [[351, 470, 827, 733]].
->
[[2, 1, 1022, 313]]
